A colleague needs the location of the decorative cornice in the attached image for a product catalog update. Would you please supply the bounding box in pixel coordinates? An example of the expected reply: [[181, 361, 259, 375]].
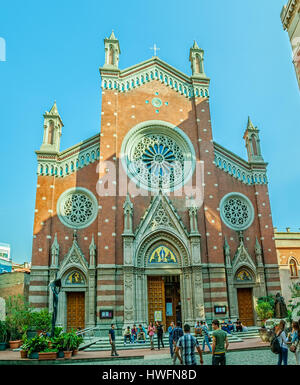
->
[[36, 133, 100, 177], [213, 141, 268, 186], [281, 0, 299, 30], [100, 56, 210, 99]]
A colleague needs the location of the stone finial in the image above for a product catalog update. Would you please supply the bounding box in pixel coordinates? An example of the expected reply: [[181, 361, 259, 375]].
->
[[51, 233, 59, 267], [123, 194, 133, 234], [189, 40, 206, 78], [89, 234, 96, 268], [189, 204, 199, 234]]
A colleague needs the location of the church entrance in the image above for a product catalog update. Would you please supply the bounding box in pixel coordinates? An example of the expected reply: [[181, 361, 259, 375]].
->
[[66, 292, 85, 331], [237, 288, 254, 326], [147, 275, 181, 328]]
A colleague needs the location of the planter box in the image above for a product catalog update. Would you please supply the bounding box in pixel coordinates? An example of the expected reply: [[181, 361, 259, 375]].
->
[[38, 352, 57, 360], [57, 351, 64, 359], [0, 342, 7, 351], [20, 350, 28, 359], [28, 352, 39, 359], [63, 351, 72, 359], [9, 340, 22, 349]]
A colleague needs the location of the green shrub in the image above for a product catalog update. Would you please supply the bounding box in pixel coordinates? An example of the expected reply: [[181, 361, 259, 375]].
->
[[256, 301, 274, 325], [5, 295, 32, 340], [27, 335, 49, 356], [29, 309, 52, 332]]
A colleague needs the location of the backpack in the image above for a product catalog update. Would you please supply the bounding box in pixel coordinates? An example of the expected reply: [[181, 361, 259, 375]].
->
[[270, 332, 282, 355]]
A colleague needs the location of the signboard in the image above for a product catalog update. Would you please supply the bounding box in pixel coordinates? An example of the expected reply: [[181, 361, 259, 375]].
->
[[214, 306, 227, 315], [166, 302, 173, 316], [154, 311, 162, 322], [99, 310, 114, 319]]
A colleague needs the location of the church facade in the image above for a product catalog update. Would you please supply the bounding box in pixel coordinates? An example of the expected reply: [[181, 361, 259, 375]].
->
[[29, 32, 282, 334]]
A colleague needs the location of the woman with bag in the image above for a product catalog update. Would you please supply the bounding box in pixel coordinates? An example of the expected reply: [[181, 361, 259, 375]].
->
[[148, 322, 156, 350], [275, 320, 289, 365], [289, 321, 300, 365]]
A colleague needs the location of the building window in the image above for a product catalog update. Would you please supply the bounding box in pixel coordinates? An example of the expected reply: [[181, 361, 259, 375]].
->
[[290, 258, 298, 277], [219, 192, 255, 231], [57, 187, 98, 229]]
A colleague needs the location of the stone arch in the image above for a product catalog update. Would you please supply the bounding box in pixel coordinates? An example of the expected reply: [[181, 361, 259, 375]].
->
[[135, 229, 191, 268]]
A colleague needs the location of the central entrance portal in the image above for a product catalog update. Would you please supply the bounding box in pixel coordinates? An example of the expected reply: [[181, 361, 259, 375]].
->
[[147, 276, 181, 327]]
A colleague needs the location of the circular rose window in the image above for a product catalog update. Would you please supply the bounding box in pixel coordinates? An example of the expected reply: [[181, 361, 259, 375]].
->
[[121, 121, 196, 192], [57, 187, 98, 229], [219, 193, 254, 231]]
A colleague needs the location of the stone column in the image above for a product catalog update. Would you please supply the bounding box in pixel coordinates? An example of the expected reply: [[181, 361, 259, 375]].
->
[[123, 267, 135, 327], [191, 266, 205, 323], [182, 267, 193, 324]]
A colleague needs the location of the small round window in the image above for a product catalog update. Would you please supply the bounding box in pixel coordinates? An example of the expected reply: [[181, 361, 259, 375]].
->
[[220, 193, 254, 231]]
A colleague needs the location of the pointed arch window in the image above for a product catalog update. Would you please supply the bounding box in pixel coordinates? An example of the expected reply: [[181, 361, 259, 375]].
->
[[289, 258, 298, 277]]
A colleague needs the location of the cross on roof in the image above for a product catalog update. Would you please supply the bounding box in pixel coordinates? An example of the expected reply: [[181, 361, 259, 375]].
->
[[150, 43, 160, 57]]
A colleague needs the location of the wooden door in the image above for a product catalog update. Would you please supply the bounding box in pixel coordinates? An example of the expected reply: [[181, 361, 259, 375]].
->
[[147, 276, 166, 327], [67, 292, 85, 331], [237, 288, 254, 326]]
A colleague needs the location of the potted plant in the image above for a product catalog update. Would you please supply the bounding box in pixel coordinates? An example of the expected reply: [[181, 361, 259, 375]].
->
[[72, 334, 83, 356], [0, 321, 8, 350], [51, 328, 65, 358], [62, 330, 78, 359], [256, 300, 274, 342], [38, 347, 58, 361], [5, 295, 32, 349], [27, 335, 49, 359], [29, 309, 52, 335], [20, 327, 30, 358]]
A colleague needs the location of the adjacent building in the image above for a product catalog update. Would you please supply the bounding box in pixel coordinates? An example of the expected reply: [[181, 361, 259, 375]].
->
[[0, 244, 12, 274], [274, 227, 300, 303], [281, 0, 300, 88], [29, 33, 282, 333]]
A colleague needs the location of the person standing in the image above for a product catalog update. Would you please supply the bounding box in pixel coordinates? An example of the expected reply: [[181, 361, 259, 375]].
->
[[200, 321, 212, 353], [109, 323, 119, 357], [275, 320, 289, 365], [168, 322, 175, 358], [175, 324, 203, 366], [148, 322, 156, 350], [211, 319, 229, 365], [290, 321, 300, 365], [172, 321, 184, 364], [157, 322, 164, 350]]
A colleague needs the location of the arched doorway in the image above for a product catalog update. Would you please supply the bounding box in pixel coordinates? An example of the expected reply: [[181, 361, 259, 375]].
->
[[234, 268, 255, 326]]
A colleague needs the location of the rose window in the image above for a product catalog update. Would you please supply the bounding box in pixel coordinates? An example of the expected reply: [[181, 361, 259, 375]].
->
[[131, 135, 184, 189], [121, 122, 196, 192], [57, 188, 98, 229], [63, 194, 93, 226], [220, 193, 254, 231]]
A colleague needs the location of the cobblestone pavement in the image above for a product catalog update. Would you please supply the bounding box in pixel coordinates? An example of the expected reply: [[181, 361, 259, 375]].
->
[[72, 349, 297, 366]]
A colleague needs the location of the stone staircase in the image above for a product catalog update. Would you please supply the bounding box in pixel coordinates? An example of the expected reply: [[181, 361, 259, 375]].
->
[[82, 327, 260, 352]]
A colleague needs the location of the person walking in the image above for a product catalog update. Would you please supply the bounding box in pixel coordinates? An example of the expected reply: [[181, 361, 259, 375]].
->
[[200, 321, 212, 353], [157, 322, 164, 350], [109, 323, 119, 357], [168, 322, 175, 358], [211, 319, 229, 365], [275, 319, 289, 365], [172, 321, 184, 364], [175, 324, 203, 366], [148, 322, 156, 350]]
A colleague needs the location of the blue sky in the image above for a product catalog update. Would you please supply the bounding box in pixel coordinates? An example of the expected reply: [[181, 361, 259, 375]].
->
[[0, 0, 299, 263]]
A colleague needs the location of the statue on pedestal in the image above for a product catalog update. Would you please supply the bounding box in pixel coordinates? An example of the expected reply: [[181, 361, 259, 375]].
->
[[274, 292, 288, 319]]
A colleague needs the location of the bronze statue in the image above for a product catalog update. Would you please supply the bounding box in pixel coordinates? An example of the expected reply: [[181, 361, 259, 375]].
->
[[274, 292, 288, 319], [50, 278, 61, 337]]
